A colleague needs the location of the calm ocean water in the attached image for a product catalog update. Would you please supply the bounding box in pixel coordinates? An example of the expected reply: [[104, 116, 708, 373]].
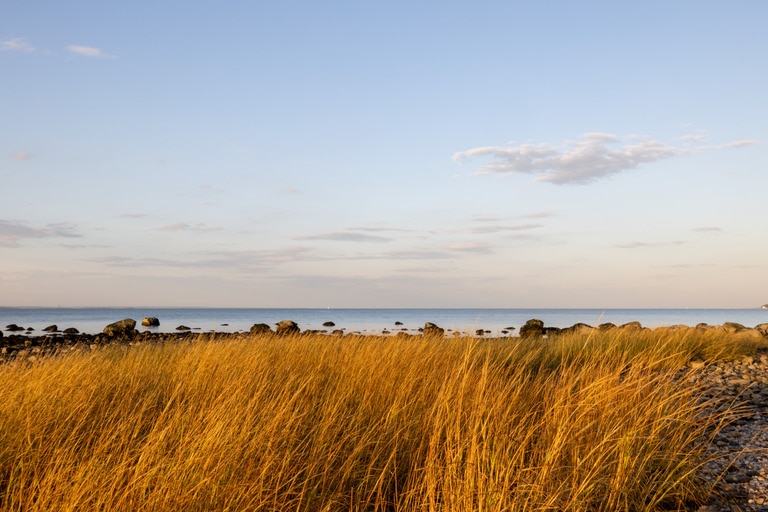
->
[[2, 308, 767, 336]]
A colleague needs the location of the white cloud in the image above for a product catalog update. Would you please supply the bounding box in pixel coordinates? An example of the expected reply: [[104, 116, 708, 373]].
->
[[454, 133, 757, 185], [1, 37, 35, 52], [66, 44, 113, 59]]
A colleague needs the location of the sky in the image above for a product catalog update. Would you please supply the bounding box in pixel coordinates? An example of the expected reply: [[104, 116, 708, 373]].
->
[[1, 1, 766, 308]]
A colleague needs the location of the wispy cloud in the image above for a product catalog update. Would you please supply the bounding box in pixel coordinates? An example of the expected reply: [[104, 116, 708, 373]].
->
[[468, 223, 543, 234], [116, 213, 153, 219], [454, 133, 757, 185], [11, 152, 34, 161], [615, 240, 686, 249], [66, 44, 114, 59], [157, 223, 223, 232], [0, 220, 81, 247], [1, 37, 35, 53], [297, 231, 393, 243], [692, 226, 722, 234], [89, 247, 312, 271], [447, 242, 494, 254]]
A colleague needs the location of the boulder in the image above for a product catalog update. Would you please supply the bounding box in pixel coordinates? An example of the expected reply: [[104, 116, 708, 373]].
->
[[755, 323, 768, 336], [475, 329, 485, 336], [598, 323, 617, 331], [323, 321, 335, 327], [331, 329, 345, 336], [249, 323, 273, 335], [619, 321, 643, 331], [63, 327, 79, 334], [722, 322, 747, 334], [275, 320, 300, 336], [544, 326, 563, 336], [103, 319, 137, 337], [736, 328, 764, 340], [42, 325, 58, 332], [395, 321, 403, 326], [519, 319, 545, 339], [422, 322, 445, 337], [5, 324, 24, 332], [142, 317, 160, 327], [176, 325, 191, 331]]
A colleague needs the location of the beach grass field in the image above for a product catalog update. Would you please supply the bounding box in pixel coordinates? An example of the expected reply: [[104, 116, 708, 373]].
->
[[0, 329, 765, 511]]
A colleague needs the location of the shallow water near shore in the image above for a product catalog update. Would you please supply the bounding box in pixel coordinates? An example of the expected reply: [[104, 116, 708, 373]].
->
[[2, 307, 767, 336]]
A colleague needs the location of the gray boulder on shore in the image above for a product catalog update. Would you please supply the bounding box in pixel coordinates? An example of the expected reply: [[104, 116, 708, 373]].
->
[[250, 323, 272, 335], [275, 320, 300, 336], [519, 319, 545, 339], [142, 317, 160, 327], [103, 319, 137, 337], [422, 322, 445, 337]]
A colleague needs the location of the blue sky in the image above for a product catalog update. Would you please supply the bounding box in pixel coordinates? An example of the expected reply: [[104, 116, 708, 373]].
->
[[2, 1, 766, 308]]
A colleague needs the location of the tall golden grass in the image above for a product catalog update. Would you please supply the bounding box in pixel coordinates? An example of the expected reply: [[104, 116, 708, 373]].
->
[[0, 329, 764, 511]]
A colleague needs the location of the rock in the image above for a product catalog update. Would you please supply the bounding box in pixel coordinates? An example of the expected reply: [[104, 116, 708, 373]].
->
[[722, 322, 747, 333], [42, 325, 58, 332], [736, 328, 764, 340], [619, 321, 643, 331], [103, 319, 137, 337], [249, 323, 273, 335], [331, 329, 345, 336], [544, 326, 563, 336], [395, 321, 403, 326], [755, 323, 768, 336], [275, 320, 300, 336], [475, 329, 485, 336], [323, 321, 335, 327], [598, 322, 617, 331], [175, 325, 191, 331], [63, 327, 79, 334], [142, 317, 160, 327], [5, 324, 24, 332], [565, 323, 596, 335], [422, 322, 445, 337], [519, 319, 544, 339]]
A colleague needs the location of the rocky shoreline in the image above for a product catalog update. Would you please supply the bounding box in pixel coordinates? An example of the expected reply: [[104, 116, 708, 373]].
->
[[3, 317, 768, 364]]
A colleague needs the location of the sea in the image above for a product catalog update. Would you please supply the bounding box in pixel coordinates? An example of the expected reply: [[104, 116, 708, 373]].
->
[[2, 308, 767, 336]]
